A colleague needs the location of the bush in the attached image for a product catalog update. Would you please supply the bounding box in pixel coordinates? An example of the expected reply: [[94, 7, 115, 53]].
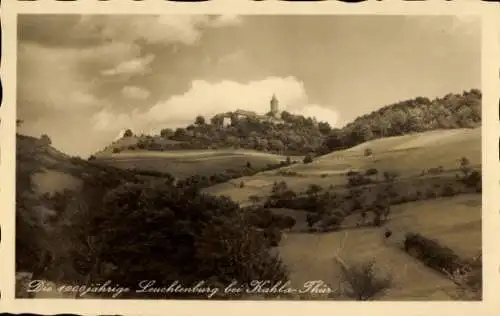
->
[[347, 173, 372, 187], [338, 259, 392, 300], [40, 134, 52, 146], [425, 188, 437, 199], [112, 148, 120, 154], [303, 154, 314, 164], [441, 183, 457, 197], [364, 148, 373, 156], [404, 233, 464, 275], [462, 170, 481, 189], [365, 168, 378, 177]]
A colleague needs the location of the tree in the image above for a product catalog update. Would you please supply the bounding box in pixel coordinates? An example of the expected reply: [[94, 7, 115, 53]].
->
[[383, 170, 399, 182], [123, 129, 133, 137], [318, 121, 332, 135], [306, 184, 322, 198], [459, 157, 471, 176], [306, 213, 318, 229], [160, 128, 174, 138], [195, 115, 206, 126], [88, 182, 288, 297], [40, 134, 52, 146], [210, 115, 224, 126], [365, 168, 378, 178], [303, 154, 313, 164], [174, 128, 187, 138], [249, 195, 261, 204]]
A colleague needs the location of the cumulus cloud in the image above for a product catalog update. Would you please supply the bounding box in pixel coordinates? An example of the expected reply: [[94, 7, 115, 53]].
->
[[78, 15, 243, 46], [145, 77, 305, 124], [101, 54, 155, 77], [296, 105, 339, 126], [18, 42, 139, 113], [137, 76, 337, 129], [121, 86, 151, 100], [92, 108, 136, 132], [91, 76, 338, 134]]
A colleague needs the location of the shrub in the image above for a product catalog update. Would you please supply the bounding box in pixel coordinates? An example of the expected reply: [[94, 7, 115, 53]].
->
[[240, 181, 245, 188], [88, 155, 96, 161], [303, 154, 313, 164], [263, 227, 282, 247], [383, 170, 400, 182], [404, 233, 464, 275], [442, 183, 458, 197], [462, 170, 481, 190], [40, 134, 52, 146], [364, 148, 373, 156], [112, 148, 120, 154], [365, 168, 378, 177], [249, 195, 261, 203], [306, 213, 319, 228], [347, 173, 372, 187], [338, 259, 392, 300]]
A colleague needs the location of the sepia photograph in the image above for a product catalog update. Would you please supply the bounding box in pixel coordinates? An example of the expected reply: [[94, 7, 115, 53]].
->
[[15, 14, 482, 300]]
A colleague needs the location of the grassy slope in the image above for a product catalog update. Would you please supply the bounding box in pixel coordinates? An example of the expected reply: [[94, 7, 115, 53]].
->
[[205, 128, 481, 300], [95, 149, 299, 179], [17, 135, 87, 195], [204, 128, 481, 204], [278, 194, 480, 300]]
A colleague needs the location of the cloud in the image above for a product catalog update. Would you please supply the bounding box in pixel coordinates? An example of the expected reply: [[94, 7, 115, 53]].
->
[[101, 54, 155, 77], [91, 76, 338, 134], [77, 15, 243, 47], [139, 76, 338, 129], [122, 86, 151, 100], [92, 108, 136, 132], [18, 42, 139, 114], [296, 105, 339, 126], [211, 15, 243, 28]]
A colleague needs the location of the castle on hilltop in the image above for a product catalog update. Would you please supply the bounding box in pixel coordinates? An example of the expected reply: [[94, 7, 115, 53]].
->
[[219, 94, 284, 126]]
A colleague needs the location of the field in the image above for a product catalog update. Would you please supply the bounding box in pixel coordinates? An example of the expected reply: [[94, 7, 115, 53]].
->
[[95, 149, 298, 179], [16, 128, 482, 300], [204, 128, 481, 204], [277, 194, 480, 300], [204, 128, 482, 300]]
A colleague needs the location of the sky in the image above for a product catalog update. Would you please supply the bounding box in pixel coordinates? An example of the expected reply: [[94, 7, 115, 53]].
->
[[17, 15, 481, 157]]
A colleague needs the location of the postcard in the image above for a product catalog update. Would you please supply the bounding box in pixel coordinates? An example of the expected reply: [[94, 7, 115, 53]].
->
[[0, 0, 499, 315]]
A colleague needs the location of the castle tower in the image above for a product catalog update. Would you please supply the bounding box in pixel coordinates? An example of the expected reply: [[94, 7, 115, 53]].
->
[[270, 94, 279, 117]]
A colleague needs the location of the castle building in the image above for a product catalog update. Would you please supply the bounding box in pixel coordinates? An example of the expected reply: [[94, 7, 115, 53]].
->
[[270, 94, 279, 118], [218, 94, 284, 126]]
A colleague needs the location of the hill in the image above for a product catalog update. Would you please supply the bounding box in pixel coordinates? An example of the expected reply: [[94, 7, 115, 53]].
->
[[203, 126, 481, 300], [94, 149, 301, 180], [318, 89, 481, 154], [204, 127, 481, 204], [16, 134, 290, 299], [97, 89, 480, 157]]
